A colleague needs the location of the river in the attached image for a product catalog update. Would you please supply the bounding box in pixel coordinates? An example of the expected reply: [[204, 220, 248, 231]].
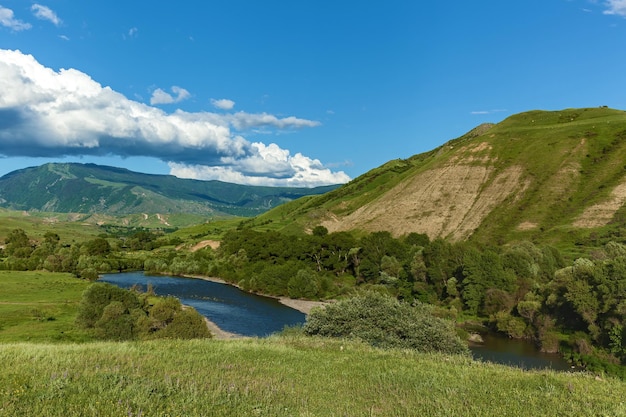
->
[[99, 272, 305, 337], [100, 272, 572, 371]]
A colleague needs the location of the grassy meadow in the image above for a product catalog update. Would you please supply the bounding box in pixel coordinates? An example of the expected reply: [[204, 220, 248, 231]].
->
[[1, 337, 625, 416], [0, 271, 93, 343], [1, 270, 626, 416]]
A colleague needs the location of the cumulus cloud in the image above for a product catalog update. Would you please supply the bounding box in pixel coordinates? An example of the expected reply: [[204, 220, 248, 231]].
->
[[0, 6, 31, 31], [211, 98, 235, 110], [168, 142, 351, 187], [604, 0, 626, 16], [150, 86, 191, 105], [0, 49, 348, 187], [31, 4, 62, 26]]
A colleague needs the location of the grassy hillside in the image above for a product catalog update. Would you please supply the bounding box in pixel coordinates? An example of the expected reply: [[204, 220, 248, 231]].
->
[[252, 107, 626, 251], [0, 208, 107, 244], [0, 162, 338, 217]]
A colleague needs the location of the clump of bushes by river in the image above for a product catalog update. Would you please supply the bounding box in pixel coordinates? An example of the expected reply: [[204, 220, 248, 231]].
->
[[76, 282, 210, 341]]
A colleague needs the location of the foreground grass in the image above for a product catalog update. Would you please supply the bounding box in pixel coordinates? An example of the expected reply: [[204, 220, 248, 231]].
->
[[1, 336, 625, 416]]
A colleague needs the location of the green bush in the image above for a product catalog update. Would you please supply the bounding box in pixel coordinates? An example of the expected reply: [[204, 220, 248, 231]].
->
[[303, 292, 469, 355], [94, 302, 142, 341], [76, 283, 211, 341], [159, 309, 212, 339], [75, 283, 141, 328]]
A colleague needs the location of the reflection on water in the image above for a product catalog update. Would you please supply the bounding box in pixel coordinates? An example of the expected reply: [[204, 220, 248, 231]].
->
[[470, 333, 572, 371], [99, 272, 306, 337]]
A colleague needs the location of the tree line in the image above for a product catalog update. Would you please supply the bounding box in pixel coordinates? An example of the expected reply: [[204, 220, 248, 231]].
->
[[3, 226, 626, 376]]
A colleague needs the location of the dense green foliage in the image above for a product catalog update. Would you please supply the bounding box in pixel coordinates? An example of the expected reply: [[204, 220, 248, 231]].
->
[[1, 337, 625, 416], [76, 283, 211, 341], [303, 292, 469, 355], [4, 223, 626, 376]]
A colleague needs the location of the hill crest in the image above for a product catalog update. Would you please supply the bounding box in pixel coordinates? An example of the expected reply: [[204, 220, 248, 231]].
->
[[260, 107, 626, 245]]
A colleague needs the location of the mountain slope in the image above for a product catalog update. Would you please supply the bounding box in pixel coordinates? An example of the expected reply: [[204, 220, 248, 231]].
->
[[0, 163, 338, 217], [258, 107, 626, 245]]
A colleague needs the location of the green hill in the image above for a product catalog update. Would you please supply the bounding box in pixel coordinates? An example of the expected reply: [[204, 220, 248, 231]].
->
[[0, 163, 338, 218], [254, 107, 626, 249]]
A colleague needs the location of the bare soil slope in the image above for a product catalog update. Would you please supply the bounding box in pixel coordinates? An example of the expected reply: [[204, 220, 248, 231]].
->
[[322, 143, 527, 240]]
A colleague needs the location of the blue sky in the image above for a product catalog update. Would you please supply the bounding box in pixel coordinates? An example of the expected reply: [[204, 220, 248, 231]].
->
[[1, 1, 626, 187]]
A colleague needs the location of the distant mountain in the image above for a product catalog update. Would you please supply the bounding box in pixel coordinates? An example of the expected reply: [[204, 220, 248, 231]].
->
[[256, 107, 626, 247], [0, 163, 339, 217]]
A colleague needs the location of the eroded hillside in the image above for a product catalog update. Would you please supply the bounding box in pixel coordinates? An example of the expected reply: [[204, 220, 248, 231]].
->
[[322, 141, 529, 240], [268, 107, 626, 244]]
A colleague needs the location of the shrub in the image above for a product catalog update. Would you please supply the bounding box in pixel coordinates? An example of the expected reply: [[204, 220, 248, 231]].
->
[[303, 292, 469, 355], [93, 302, 142, 341], [159, 309, 211, 339], [76, 283, 141, 328], [76, 283, 211, 341]]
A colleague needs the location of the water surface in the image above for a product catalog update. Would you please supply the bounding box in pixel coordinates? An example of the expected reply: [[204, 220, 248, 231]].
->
[[99, 272, 305, 337], [101, 272, 573, 370], [470, 332, 572, 371]]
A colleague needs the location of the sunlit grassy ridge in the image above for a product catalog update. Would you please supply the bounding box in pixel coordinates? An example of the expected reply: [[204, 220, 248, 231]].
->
[[251, 107, 626, 253]]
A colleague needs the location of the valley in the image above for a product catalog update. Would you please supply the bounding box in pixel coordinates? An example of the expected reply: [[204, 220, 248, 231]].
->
[[2, 107, 626, 414]]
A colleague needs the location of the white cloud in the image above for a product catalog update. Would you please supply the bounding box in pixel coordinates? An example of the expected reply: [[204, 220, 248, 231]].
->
[[128, 27, 138, 38], [150, 86, 191, 105], [31, 4, 62, 26], [0, 49, 347, 187], [226, 112, 321, 130], [470, 109, 507, 115], [168, 143, 350, 187], [604, 0, 626, 16], [0, 6, 32, 31], [211, 98, 235, 110]]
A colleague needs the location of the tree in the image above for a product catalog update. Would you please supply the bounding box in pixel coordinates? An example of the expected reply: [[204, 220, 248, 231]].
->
[[83, 237, 111, 256], [93, 301, 140, 340], [160, 309, 211, 339], [75, 283, 141, 328], [312, 225, 328, 237], [4, 228, 32, 258], [288, 269, 320, 299]]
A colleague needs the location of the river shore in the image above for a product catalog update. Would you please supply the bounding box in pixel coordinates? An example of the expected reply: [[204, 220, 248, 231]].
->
[[183, 274, 329, 314], [181, 274, 329, 339]]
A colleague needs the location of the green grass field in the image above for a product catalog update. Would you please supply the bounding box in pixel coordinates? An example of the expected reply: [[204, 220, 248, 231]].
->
[[1, 270, 625, 416], [0, 271, 92, 343], [1, 337, 625, 416]]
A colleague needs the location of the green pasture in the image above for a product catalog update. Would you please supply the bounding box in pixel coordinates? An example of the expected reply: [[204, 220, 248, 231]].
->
[[0, 271, 92, 342]]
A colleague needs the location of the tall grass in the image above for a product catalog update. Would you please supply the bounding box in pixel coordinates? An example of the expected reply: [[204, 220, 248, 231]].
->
[[0, 336, 624, 416]]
